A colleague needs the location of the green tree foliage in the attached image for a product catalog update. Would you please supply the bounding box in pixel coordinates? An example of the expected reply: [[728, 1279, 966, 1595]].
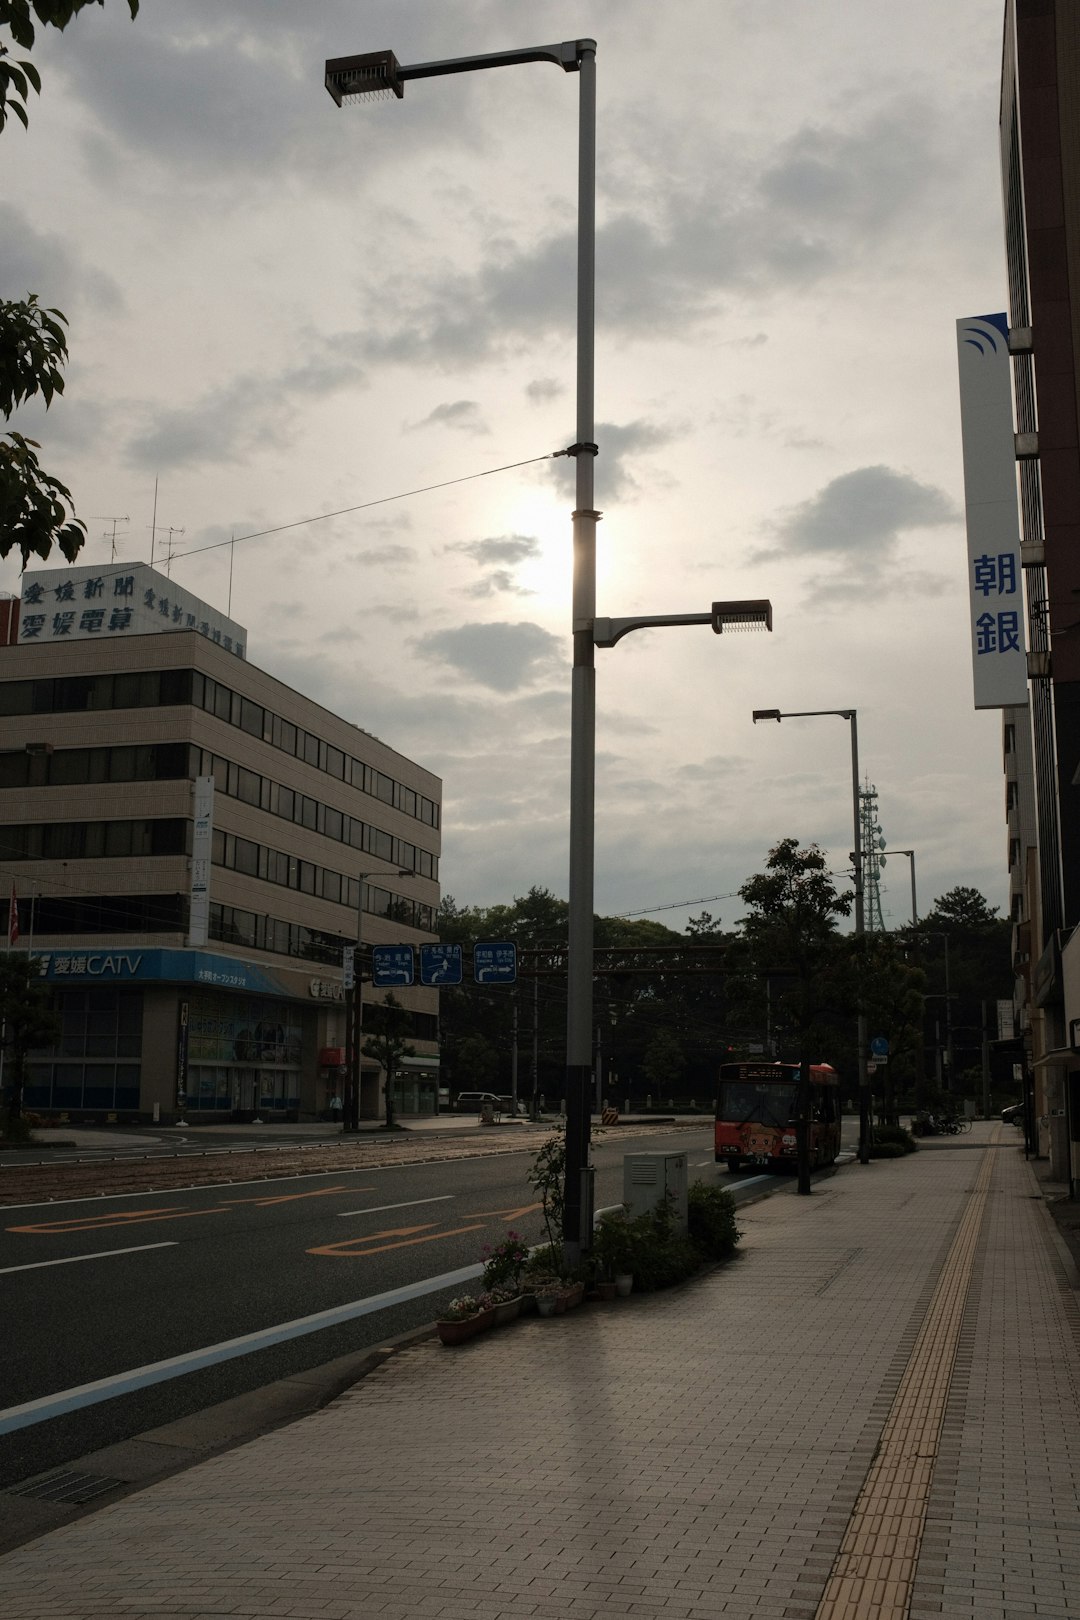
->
[[0, 953, 59, 1129], [361, 991, 415, 1130], [1, 1, 139, 133], [894, 884, 1012, 1100], [1, 2, 139, 563], [726, 838, 851, 1060]]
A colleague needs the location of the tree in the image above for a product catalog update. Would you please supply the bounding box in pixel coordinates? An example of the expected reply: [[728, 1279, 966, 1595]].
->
[[727, 838, 851, 1055], [1, 2, 139, 563], [361, 992, 415, 1131], [0, 952, 59, 1131]]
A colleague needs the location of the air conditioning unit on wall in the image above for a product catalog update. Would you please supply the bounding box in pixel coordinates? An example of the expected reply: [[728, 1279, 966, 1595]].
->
[[622, 1150, 688, 1234]]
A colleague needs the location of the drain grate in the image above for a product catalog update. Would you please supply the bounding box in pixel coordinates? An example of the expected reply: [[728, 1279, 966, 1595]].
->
[[11, 1468, 124, 1505]]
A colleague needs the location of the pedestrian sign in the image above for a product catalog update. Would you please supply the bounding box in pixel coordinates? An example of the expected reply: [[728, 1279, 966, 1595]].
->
[[371, 945, 414, 986], [420, 944, 463, 986], [473, 940, 517, 984]]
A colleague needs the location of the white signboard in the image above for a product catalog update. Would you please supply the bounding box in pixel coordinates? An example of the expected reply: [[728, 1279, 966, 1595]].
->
[[188, 775, 214, 949], [955, 313, 1028, 709], [19, 561, 247, 659]]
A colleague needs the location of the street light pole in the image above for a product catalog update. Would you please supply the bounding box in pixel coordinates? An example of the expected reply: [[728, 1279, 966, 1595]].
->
[[752, 706, 871, 1165], [891, 848, 918, 926], [324, 35, 599, 1258], [345, 866, 414, 1134]]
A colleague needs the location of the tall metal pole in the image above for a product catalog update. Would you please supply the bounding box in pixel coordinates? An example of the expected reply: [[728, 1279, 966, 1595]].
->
[[892, 849, 918, 925], [849, 712, 871, 1165], [563, 42, 597, 1266]]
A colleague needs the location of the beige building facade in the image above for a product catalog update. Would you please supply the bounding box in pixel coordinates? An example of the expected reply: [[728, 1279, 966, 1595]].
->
[[0, 568, 441, 1124]]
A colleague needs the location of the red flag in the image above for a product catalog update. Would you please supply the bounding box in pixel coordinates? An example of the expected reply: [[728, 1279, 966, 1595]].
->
[[7, 882, 18, 947]]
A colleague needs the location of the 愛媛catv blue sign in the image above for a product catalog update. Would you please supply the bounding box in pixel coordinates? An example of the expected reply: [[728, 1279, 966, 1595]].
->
[[371, 945, 415, 987], [33, 948, 288, 994], [473, 940, 517, 984], [419, 944, 463, 986]]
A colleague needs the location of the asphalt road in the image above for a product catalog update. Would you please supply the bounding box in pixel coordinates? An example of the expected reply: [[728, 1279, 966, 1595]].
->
[[1, 1123, 736, 1487]]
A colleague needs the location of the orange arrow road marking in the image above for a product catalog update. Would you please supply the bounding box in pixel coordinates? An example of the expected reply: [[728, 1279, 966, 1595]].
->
[[308, 1221, 487, 1259], [8, 1206, 230, 1236], [462, 1202, 541, 1222], [221, 1185, 360, 1207]]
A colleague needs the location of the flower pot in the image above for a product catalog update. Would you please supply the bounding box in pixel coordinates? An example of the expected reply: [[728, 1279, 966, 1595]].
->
[[436, 1316, 481, 1345], [536, 1294, 558, 1318], [595, 1280, 618, 1301], [473, 1306, 496, 1333], [614, 1273, 633, 1297], [561, 1281, 585, 1309], [493, 1296, 521, 1327]]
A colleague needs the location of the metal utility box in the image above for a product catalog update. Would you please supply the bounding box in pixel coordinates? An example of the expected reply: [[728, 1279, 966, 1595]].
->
[[622, 1151, 688, 1234]]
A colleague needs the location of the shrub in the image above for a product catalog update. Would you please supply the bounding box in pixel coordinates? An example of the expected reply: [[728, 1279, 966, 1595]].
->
[[688, 1181, 742, 1258], [0, 1111, 35, 1144], [870, 1141, 907, 1159], [872, 1124, 917, 1154], [481, 1230, 529, 1290]]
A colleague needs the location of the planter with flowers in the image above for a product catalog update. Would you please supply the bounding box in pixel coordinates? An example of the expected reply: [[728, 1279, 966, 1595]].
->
[[436, 1293, 489, 1346]]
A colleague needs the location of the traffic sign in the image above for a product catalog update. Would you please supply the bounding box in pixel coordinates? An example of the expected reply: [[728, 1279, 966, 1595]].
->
[[420, 944, 463, 986], [342, 945, 355, 990], [870, 1035, 890, 1058], [473, 940, 517, 984], [371, 945, 414, 986]]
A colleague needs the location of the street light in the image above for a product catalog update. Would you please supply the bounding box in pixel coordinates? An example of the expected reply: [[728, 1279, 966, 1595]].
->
[[324, 35, 599, 1258], [890, 849, 918, 926], [752, 706, 871, 1166], [345, 866, 414, 1134]]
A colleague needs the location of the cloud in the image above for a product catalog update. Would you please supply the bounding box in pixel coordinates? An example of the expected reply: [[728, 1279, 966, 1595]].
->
[[526, 377, 565, 404], [0, 203, 122, 317], [414, 620, 561, 690], [410, 400, 488, 435], [760, 465, 958, 565], [124, 338, 367, 471], [347, 544, 416, 569], [446, 533, 541, 598], [546, 418, 679, 502]]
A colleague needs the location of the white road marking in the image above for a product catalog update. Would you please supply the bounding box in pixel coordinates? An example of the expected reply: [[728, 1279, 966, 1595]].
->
[[0, 1242, 177, 1275], [0, 1261, 484, 1436], [337, 1196, 454, 1218]]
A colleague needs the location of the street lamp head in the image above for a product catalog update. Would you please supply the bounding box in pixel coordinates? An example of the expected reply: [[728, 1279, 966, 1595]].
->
[[325, 50, 404, 105], [752, 708, 782, 724], [712, 599, 772, 634]]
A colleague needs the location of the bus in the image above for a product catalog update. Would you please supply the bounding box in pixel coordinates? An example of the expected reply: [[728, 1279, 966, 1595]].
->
[[714, 1060, 841, 1173]]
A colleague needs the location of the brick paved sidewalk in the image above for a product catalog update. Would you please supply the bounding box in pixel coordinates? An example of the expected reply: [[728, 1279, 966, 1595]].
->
[[1, 1125, 1077, 1620]]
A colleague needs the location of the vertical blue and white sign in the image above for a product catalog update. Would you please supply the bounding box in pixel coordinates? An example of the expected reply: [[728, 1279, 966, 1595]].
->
[[188, 775, 214, 948], [956, 313, 1028, 709]]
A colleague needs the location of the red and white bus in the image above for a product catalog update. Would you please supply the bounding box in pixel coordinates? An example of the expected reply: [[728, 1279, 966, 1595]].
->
[[714, 1060, 841, 1173]]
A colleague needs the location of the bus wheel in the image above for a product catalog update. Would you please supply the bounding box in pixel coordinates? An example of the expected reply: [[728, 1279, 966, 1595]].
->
[[726, 1157, 741, 1175]]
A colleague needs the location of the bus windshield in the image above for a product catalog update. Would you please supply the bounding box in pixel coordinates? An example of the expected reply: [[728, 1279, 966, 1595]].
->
[[717, 1079, 797, 1129]]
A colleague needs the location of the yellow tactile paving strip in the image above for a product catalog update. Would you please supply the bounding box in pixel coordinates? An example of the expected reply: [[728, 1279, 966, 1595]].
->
[[815, 1127, 1000, 1620]]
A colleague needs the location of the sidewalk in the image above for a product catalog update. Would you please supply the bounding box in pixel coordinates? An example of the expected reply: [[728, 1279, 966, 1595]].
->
[[2, 1123, 1077, 1620]]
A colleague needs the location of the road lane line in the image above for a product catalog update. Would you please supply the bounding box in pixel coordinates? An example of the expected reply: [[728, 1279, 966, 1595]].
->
[[0, 1259, 485, 1436], [337, 1196, 454, 1218], [8, 1205, 231, 1235], [0, 1242, 177, 1275]]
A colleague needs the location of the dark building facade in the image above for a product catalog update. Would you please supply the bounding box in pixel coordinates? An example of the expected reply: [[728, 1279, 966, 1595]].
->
[[0, 572, 441, 1124]]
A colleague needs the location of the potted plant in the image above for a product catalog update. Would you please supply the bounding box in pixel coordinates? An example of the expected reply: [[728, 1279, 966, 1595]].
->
[[489, 1284, 522, 1326], [435, 1293, 485, 1346], [593, 1208, 635, 1296], [481, 1231, 529, 1299]]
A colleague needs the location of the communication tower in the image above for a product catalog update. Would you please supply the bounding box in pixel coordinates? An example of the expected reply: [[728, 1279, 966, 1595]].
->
[[859, 783, 887, 933]]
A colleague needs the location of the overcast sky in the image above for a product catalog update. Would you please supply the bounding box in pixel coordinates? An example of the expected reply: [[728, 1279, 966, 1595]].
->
[[3, 0, 1014, 930]]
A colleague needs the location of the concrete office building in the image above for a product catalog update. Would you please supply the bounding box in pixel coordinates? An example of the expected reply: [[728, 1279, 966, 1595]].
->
[[995, 0, 1080, 1190], [0, 561, 441, 1124]]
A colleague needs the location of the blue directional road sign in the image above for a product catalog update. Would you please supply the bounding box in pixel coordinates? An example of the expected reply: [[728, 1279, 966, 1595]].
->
[[870, 1035, 890, 1058], [473, 940, 517, 985], [420, 944, 463, 986], [371, 945, 414, 987]]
